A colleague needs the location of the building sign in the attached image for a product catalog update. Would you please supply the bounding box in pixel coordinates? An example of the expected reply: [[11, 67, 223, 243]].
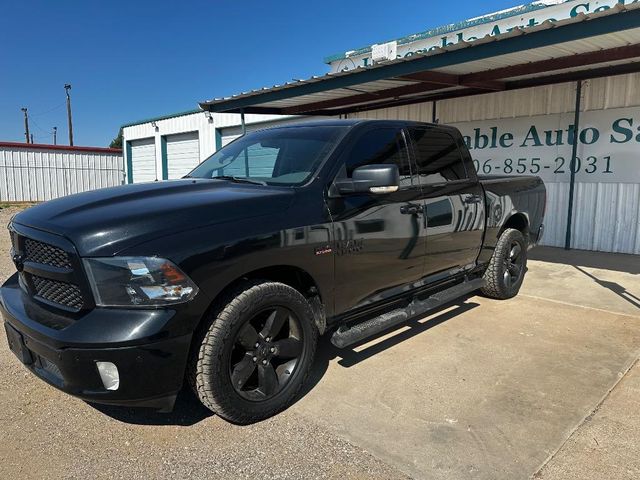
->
[[451, 106, 640, 183], [327, 0, 639, 72]]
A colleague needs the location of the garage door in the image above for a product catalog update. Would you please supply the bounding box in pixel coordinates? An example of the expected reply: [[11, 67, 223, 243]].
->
[[221, 132, 241, 148], [130, 138, 157, 183], [166, 132, 200, 179]]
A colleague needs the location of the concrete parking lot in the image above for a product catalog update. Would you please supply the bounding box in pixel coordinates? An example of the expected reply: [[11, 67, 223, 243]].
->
[[0, 205, 638, 480]]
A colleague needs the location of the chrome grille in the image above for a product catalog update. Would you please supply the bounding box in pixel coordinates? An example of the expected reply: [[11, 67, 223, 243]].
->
[[24, 238, 72, 269], [31, 275, 84, 311]]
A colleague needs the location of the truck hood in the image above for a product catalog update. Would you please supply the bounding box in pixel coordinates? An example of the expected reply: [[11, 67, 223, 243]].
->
[[13, 179, 294, 256]]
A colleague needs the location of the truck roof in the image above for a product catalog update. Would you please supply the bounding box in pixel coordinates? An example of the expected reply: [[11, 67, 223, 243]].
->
[[271, 118, 441, 129]]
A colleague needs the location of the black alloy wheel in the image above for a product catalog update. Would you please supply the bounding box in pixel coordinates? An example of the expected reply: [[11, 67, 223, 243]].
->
[[230, 306, 303, 401], [503, 240, 524, 288], [481, 227, 528, 299], [189, 280, 318, 424]]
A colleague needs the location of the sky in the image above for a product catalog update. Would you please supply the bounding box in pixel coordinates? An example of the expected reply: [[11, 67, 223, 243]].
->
[[0, 0, 526, 147]]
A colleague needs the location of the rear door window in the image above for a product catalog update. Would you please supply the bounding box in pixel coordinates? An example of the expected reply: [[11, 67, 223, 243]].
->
[[408, 127, 468, 184]]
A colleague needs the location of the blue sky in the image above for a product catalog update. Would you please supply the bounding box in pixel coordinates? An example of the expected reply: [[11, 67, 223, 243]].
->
[[0, 0, 525, 147]]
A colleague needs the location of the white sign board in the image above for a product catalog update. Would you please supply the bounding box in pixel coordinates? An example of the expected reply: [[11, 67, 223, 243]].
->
[[328, 0, 637, 72], [451, 106, 640, 183], [371, 41, 398, 63]]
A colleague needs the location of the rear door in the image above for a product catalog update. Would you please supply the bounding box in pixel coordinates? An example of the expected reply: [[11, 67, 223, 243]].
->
[[407, 126, 485, 281], [328, 126, 426, 313]]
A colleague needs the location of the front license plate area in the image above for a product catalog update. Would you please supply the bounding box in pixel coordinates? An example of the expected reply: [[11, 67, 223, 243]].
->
[[4, 323, 33, 365]]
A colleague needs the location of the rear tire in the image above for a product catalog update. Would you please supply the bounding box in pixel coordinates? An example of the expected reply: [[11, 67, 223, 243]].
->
[[481, 228, 527, 299], [188, 280, 318, 424]]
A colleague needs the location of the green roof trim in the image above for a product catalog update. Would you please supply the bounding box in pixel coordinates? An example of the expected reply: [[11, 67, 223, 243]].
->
[[323, 1, 557, 64], [121, 108, 202, 129]]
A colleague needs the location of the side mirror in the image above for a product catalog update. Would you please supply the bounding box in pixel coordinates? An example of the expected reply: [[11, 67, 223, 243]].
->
[[334, 164, 400, 195]]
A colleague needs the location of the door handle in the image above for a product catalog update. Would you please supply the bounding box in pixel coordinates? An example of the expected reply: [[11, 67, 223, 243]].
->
[[400, 204, 423, 215], [463, 194, 482, 204]]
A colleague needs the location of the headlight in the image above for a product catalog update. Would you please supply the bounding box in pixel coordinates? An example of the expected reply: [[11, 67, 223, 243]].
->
[[83, 257, 199, 307]]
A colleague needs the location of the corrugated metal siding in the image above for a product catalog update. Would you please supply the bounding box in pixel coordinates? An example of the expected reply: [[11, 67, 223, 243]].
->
[[347, 73, 640, 254], [0, 146, 124, 202], [349, 102, 435, 122]]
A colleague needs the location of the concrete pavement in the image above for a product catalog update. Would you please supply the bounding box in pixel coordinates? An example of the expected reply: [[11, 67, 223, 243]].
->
[[536, 358, 640, 479], [292, 246, 640, 479]]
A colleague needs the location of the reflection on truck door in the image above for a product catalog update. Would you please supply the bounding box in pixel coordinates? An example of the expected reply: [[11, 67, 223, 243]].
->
[[408, 126, 485, 281]]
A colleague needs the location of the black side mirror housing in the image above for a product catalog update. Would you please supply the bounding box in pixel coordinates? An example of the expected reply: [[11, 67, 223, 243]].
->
[[334, 164, 400, 195]]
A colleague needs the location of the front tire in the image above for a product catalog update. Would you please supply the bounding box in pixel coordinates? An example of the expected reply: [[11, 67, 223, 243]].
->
[[481, 228, 527, 299], [189, 281, 318, 424]]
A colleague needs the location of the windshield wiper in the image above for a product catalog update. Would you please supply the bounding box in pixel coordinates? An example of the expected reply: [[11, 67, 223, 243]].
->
[[214, 175, 267, 186]]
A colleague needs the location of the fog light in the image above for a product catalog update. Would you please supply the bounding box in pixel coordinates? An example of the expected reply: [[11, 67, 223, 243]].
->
[[96, 361, 120, 391]]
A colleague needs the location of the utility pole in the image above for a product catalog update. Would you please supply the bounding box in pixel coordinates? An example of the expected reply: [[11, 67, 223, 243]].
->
[[21, 108, 30, 143], [65, 84, 74, 146], [30, 134, 34, 144], [52, 126, 57, 145]]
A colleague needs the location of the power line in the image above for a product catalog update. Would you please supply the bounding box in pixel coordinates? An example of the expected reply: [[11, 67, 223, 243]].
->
[[31, 101, 66, 117], [29, 115, 49, 134]]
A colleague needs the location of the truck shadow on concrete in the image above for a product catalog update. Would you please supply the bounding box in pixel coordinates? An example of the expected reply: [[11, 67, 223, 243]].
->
[[90, 297, 480, 426], [299, 297, 481, 399]]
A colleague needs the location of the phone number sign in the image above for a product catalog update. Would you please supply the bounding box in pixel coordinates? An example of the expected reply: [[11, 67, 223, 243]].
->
[[452, 106, 640, 184]]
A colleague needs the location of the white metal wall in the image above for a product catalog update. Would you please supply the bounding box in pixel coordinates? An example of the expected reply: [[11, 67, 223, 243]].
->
[[0, 145, 124, 202], [349, 73, 640, 254]]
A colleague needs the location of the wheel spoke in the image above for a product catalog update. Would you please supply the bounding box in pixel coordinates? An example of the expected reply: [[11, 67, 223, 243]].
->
[[503, 269, 512, 288], [509, 244, 522, 261], [508, 263, 522, 277], [258, 363, 279, 396], [273, 338, 302, 359], [231, 355, 256, 389], [260, 307, 289, 339], [236, 323, 259, 350]]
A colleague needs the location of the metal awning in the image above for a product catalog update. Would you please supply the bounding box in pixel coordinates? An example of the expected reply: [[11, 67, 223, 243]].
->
[[200, 4, 640, 116]]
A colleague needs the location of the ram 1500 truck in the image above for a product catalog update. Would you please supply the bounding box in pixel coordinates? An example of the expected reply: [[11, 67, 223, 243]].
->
[[2, 120, 545, 424]]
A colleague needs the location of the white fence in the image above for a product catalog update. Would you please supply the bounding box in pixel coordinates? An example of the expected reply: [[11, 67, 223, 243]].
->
[[0, 143, 124, 202]]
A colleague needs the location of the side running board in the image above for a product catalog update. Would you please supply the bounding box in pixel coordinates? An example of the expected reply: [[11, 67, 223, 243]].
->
[[330, 277, 485, 349]]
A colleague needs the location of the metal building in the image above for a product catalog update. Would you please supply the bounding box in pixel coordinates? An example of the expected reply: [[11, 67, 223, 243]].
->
[[0, 142, 123, 202], [121, 111, 314, 183], [196, 1, 640, 255]]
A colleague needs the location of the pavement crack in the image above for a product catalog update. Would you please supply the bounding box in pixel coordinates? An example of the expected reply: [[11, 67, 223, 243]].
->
[[531, 355, 640, 479], [520, 294, 640, 319]]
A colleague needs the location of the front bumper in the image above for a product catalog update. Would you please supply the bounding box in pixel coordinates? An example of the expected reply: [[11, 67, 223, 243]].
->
[[1, 273, 192, 411]]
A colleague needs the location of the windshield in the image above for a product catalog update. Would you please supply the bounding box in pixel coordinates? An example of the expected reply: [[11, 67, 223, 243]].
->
[[188, 125, 348, 186]]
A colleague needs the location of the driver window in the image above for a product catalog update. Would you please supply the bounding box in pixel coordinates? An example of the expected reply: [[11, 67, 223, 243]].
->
[[346, 128, 414, 187]]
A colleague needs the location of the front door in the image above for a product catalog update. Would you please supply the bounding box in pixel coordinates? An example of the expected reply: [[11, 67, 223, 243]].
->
[[407, 126, 485, 282], [328, 126, 426, 314]]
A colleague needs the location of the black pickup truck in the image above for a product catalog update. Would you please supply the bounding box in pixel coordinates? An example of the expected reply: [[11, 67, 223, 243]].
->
[[2, 119, 545, 424]]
